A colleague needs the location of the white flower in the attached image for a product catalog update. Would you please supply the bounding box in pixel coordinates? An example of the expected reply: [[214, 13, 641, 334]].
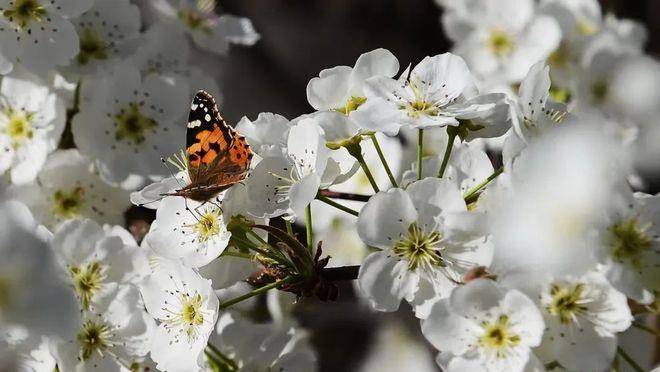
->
[[0, 71, 65, 185], [130, 21, 221, 98], [0, 200, 77, 337], [212, 311, 317, 372], [72, 62, 189, 188], [56, 285, 155, 372], [595, 191, 660, 304], [421, 279, 544, 372], [9, 149, 130, 230], [357, 177, 493, 318], [51, 218, 148, 311], [521, 271, 630, 371], [307, 48, 399, 120], [491, 124, 629, 277], [246, 118, 330, 220], [0, 0, 93, 74], [145, 196, 231, 268], [510, 61, 569, 145], [152, 0, 259, 55], [235, 112, 291, 159], [440, 0, 561, 84], [352, 53, 503, 134], [66, 0, 141, 75], [140, 261, 219, 372]]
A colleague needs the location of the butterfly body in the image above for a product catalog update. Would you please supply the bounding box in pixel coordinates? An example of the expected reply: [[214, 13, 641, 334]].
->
[[170, 90, 252, 202]]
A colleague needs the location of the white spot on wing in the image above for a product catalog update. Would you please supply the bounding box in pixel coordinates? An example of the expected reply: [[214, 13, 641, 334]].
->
[[190, 103, 198, 110], [204, 114, 211, 122], [188, 120, 201, 128]]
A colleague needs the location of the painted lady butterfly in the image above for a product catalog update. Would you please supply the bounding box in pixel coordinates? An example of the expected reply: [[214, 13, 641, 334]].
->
[[169, 90, 252, 202]]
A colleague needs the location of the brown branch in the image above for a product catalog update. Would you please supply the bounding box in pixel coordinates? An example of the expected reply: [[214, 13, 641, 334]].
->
[[320, 265, 360, 281], [319, 190, 371, 202]]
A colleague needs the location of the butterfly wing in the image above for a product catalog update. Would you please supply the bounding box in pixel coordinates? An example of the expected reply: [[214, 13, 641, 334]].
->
[[186, 90, 233, 182], [185, 90, 252, 195]]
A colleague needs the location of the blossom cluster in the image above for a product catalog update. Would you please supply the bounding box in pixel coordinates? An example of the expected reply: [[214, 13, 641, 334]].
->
[[0, 0, 659, 372]]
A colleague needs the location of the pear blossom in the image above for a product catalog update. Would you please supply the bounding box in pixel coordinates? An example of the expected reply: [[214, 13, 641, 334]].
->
[[0, 200, 77, 337], [140, 261, 219, 372], [352, 53, 506, 135], [72, 62, 189, 188], [151, 0, 259, 55], [145, 196, 231, 268], [9, 149, 130, 229], [0, 0, 94, 74], [507, 271, 631, 371], [421, 279, 545, 372], [66, 0, 141, 75], [246, 118, 332, 220], [0, 71, 65, 185], [51, 218, 148, 311], [595, 191, 660, 304], [55, 285, 155, 372], [439, 0, 561, 84], [235, 112, 292, 159], [357, 177, 492, 318]]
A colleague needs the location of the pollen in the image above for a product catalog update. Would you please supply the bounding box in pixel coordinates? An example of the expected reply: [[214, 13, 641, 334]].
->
[[477, 315, 521, 358], [392, 222, 445, 271], [78, 319, 114, 361], [488, 29, 515, 58], [546, 282, 589, 324], [186, 209, 224, 243], [114, 102, 157, 145], [2, 0, 46, 29], [2, 108, 35, 149], [163, 292, 207, 343], [77, 27, 109, 65], [609, 218, 653, 268], [335, 96, 367, 115], [52, 186, 86, 219], [69, 261, 106, 310]]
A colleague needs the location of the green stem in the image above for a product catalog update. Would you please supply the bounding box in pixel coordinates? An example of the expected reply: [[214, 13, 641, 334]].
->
[[616, 346, 644, 372], [207, 343, 238, 371], [417, 129, 424, 180], [463, 167, 504, 202], [438, 130, 456, 178], [231, 235, 291, 267], [316, 194, 359, 217], [218, 276, 297, 310], [285, 220, 293, 235], [369, 133, 398, 188], [222, 251, 254, 260], [305, 204, 313, 252]]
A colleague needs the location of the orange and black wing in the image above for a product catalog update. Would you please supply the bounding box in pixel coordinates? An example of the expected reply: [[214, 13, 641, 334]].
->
[[186, 90, 233, 181]]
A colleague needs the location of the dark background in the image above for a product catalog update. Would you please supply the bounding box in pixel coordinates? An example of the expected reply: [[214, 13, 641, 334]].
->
[[207, 1, 660, 371]]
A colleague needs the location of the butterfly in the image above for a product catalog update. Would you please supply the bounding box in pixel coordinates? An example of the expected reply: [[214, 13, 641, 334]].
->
[[167, 90, 252, 202]]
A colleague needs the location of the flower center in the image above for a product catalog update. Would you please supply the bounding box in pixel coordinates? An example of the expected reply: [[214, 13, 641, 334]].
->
[[577, 20, 599, 36], [549, 42, 571, 69], [399, 79, 441, 119], [478, 315, 521, 358], [186, 209, 224, 243], [178, 10, 212, 34], [164, 292, 207, 343], [546, 283, 589, 324], [69, 261, 106, 310], [3, 108, 35, 149], [392, 222, 444, 271], [77, 27, 109, 65], [591, 81, 609, 103], [77, 319, 114, 361], [2, 0, 46, 29], [114, 102, 157, 145], [609, 219, 652, 268], [52, 187, 86, 219], [334, 96, 367, 115], [488, 29, 515, 58]]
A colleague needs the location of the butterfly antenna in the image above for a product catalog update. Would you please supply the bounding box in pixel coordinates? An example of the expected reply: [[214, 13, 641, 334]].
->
[[136, 197, 164, 208]]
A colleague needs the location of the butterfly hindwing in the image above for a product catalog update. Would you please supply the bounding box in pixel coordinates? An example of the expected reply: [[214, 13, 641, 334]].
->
[[186, 90, 234, 170]]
